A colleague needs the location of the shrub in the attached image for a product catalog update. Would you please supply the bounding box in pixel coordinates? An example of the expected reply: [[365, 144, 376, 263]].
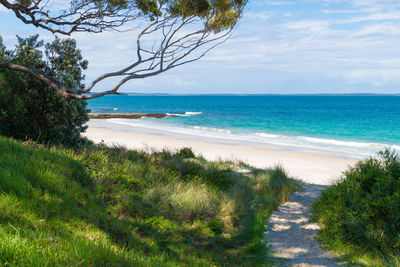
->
[[0, 35, 89, 148], [312, 149, 400, 264], [177, 147, 196, 159]]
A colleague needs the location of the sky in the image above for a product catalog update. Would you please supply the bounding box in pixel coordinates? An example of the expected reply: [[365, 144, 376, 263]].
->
[[1, 0, 400, 94]]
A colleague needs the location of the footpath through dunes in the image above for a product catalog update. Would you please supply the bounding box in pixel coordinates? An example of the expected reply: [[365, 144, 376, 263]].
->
[[265, 183, 339, 267]]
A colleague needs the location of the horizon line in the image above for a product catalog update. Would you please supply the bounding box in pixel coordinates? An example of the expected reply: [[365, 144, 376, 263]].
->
[[98, 92, 400, 96]]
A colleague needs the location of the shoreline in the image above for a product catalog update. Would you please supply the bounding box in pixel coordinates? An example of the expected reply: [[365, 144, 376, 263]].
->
[[83, 119, 358, 185]]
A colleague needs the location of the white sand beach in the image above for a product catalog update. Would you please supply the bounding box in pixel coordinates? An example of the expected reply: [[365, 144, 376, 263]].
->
[[84, 119, 358, 185]]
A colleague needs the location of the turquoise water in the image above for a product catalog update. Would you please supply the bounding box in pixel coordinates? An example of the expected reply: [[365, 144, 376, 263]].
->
[[88, 95, 400, 157]]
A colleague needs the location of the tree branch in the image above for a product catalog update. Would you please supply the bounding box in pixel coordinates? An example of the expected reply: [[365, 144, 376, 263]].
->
[[0, 0, 246, 99]]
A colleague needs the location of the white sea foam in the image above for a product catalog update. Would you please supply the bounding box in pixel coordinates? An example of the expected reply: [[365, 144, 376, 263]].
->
[[254, 132, 399, 158], [192, 126, 232, 134], [106, 118, 399, 159], [113, 108, 119, 111], [166, 111, 203, 117], [185, 112, 202, 115]]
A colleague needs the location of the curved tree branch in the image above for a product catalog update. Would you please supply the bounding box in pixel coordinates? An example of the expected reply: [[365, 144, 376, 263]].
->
[[0, 0, 246, 99], [0, 61, 69, 96], [0, 0, 143, 35]]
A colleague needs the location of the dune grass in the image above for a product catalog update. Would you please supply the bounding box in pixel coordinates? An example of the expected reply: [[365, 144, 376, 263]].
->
[[312, 150, 400, 266], [0, 136, 297, 266]]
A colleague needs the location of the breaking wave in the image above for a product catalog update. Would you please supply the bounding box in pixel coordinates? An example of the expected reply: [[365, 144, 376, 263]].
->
[[166, 111, 203, 117]]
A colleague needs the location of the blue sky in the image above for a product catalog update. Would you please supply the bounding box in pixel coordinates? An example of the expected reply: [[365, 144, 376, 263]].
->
[[1, 0, 400, 94]]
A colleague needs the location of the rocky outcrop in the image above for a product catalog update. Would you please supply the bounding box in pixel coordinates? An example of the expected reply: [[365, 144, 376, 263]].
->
[[88, 113, 175, 119]]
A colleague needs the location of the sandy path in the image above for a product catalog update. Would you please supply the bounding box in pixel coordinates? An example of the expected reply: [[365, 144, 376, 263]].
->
[[265, 183, 339, 267]]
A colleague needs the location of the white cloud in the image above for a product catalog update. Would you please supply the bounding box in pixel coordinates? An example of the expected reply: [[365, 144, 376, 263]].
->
[[351, 23, 400, 37], [344, 69, 400, 86], [321, 9, 359, 14], [2, 0, 400, 93], [265, 1, 294, 5], [284, 20, 331, 32], [73, 0, 400, 93], [341, 12, 400, 23], [245, 11, 270, 21]]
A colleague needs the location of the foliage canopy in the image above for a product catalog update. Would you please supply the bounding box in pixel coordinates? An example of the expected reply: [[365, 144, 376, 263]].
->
[[0, 35, 89, 147], [4, 0, 245, 33]]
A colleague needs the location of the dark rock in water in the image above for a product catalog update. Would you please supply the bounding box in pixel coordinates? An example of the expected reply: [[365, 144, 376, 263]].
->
[[88, 113, 175, 119]]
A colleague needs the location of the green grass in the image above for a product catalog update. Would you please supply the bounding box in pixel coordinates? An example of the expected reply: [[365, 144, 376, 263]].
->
[[312, 150, 400, 266], [0, 136, 297, 266]]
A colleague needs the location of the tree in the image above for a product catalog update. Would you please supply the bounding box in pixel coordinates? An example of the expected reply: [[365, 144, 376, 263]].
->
[[0, 35, 89, 147], [0, 0, 246, 99]]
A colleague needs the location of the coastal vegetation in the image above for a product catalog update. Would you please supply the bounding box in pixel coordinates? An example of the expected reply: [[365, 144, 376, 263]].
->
[[312, 150, 400, 266], [0, 136, 297, 266], [0, 35, 89, 147], [0, 21, 298, 266]]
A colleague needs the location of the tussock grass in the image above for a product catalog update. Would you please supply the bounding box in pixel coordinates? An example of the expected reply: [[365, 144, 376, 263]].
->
[[312, 150, 400, 266], [144, 182, 220, 221], [0, 136, 297, 266]]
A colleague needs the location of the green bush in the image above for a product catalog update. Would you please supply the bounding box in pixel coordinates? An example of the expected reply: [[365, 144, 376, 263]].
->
[[176, 147, 196, 159], [312, 149, 400, 265], [0, 35, 89, 148]]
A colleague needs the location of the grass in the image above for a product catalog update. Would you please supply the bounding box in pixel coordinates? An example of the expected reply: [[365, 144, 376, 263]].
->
[[0, 136, 297, 266], [312, 150, 400, 266]]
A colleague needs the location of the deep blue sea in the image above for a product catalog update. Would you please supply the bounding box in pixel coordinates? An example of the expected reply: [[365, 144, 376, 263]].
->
[[88, 95, 400, 158]]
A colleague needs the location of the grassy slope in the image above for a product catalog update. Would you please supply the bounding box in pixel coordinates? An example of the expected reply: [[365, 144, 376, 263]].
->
[[0, 136, 297, 266]]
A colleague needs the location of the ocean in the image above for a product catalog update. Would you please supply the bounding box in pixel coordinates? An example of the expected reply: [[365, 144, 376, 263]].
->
[[88, 95, 400, 158]]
